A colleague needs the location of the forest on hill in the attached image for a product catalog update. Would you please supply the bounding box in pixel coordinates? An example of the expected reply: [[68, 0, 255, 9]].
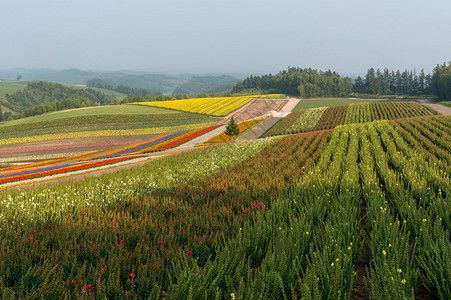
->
[[354, 68, 432, 95], [86, 78, 160, 97], [232, 67, 353, 97], [431, 62, 451, 100], [232, 63, 451, 100], [171, 75, 240, 95], [0, 69, 242, 95], [1, 81, 115, 120]]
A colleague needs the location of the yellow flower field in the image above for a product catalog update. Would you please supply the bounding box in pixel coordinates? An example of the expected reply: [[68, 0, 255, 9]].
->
[[130, 94, 284, 116]]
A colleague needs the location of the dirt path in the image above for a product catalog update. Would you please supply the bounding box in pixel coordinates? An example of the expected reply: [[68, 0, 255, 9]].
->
[[220, 98, 289, 124], [236, 98, 300, 141], [416, 99, 451, 115]]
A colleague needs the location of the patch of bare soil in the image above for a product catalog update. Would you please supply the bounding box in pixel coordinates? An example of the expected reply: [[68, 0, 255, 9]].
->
[[221, 99, 289, 123]]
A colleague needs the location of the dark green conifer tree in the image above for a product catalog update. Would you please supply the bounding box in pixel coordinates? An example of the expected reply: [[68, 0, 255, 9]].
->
[[225, 116, 240, 136]]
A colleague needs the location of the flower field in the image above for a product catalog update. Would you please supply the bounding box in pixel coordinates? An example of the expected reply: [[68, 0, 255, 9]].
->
[[314, 105, 348, 130], [0, 103, 449, 299], [0, 113, 218, 140], [196, 119, 262, 146], [265, 101, 439, 136], [130, 94, 284, 116], [0, 155, 146, 186], [0, 122, 217, 146], [134, 125, 222, 152]]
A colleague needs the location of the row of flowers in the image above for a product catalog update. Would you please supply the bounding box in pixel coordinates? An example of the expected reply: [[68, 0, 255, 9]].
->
[[0, 152, 88, 164], [134, 125, 222, 153], [0, 155, 145, 185], [0, 150, 103, 173], [0, 112, 207, 136], [0, 122, 216, 146], [84, 133, 181, 160], [313, 105, 348, 130], [265, 102, 440, 137], [0, 140, 147, 156]]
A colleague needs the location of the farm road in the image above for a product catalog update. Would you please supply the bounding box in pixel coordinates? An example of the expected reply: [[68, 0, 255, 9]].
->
[[236, 98, 300, 141], [416, 99, 451, 115]]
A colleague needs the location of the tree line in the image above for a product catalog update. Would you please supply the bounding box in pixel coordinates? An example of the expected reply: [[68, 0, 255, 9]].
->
[[431, 62, 451, 101], [86, 78, 160, 97], [353, 68, 433, 95], [7, 97, 96, 120], [231, 67, 353, 97]]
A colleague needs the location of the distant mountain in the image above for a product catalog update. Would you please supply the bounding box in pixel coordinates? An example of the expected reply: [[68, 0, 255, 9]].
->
[[0, 69, 249, 95], [0, 69, 185, 94], [172, 75, 240, 95]]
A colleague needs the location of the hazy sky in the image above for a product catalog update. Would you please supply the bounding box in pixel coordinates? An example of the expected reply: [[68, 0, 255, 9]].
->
[[2, 0, 450, 75]]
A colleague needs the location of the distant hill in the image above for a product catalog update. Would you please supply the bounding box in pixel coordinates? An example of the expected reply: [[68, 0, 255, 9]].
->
[[2, 81, 115, 114], [0, 69, 250, 95], [0, 69, 185, 94], [171, 75, 240, 95]]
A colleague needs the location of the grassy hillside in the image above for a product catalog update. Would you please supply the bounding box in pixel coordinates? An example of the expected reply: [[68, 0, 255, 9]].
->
[[87, 87, 127, 100], [0, 80, 29, 96]]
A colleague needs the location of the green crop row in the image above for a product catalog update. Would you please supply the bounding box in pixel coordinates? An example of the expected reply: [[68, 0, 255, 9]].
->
[[266, 102, 439, 137]]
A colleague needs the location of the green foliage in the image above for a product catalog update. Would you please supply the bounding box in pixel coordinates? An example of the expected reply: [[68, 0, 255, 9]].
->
[[224, 116, 240, 136], [19, 97, 94, 118], [354, 67, 432, 96], [87, 78, 160, 97], [172, 75, 239, 95], [232, 67, 353, 97], [438, 102, 451, 108], [432, 62, 451, 101], [4, 81, 115, 113]]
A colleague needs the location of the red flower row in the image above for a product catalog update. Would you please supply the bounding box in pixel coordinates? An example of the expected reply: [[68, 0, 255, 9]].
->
[[154, 125, 221, 151]]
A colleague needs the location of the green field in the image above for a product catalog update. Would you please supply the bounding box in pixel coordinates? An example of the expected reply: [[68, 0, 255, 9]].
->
[[0, 80, 29, 96], [293, 98, 386, 110], [0, 104, 178, 128], [90, 87, 127, 99], [438, 102, 451, 108]]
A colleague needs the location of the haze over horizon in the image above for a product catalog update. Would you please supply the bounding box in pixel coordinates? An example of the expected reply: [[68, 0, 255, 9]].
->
[[2, 0, 450, 76]]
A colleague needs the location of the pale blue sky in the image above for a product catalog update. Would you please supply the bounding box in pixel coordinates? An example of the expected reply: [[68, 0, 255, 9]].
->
[[1, 0, 450, 74]]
